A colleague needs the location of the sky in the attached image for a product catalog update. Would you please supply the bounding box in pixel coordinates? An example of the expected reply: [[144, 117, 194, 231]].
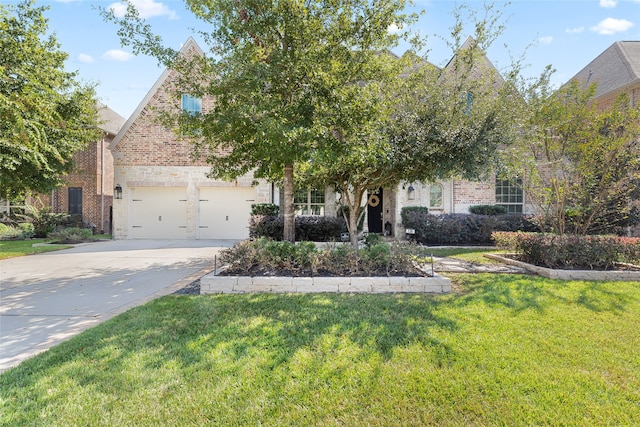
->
[[18, 0, 640, 119]]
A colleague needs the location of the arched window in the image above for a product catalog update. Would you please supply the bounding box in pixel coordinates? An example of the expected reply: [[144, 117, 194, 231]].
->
[[429, 184, 443, 209]]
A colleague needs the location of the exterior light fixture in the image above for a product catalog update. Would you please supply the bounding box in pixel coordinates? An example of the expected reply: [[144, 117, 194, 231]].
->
[[407, 184, 415, 200], [114, 184, 122, 200]]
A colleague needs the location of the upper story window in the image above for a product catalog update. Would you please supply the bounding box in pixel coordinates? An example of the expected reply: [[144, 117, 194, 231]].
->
[[429, 183, 443, 209], [495, 178, 523, 214], [294, 188, 325, 216], [181, 94, 202, 115]]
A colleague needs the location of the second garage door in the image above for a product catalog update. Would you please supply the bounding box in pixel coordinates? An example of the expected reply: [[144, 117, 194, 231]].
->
[[198, 187, 256, 239]]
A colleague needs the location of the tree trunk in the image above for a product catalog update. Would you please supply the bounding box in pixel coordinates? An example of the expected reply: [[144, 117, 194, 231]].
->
[[349, 206, 361, 248], [283, 163, 295, 242]]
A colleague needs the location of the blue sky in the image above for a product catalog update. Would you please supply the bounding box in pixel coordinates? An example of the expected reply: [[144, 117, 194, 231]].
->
[[28, 0, 640, 119]]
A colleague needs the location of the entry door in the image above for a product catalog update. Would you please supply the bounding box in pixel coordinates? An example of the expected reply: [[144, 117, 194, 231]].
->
[[367, 188, 383, 233]]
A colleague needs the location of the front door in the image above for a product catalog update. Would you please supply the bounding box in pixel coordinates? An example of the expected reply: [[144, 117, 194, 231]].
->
[[367, 188, 383, 233]]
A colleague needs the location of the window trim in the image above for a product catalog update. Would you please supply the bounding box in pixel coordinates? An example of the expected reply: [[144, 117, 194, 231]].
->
[[294, 188, 325, 216], [495, 178, 524, 214]]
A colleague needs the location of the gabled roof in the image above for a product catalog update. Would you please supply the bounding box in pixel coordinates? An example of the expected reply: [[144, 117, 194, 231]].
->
[[109, 37, 205, 150], [97, 102, 125, 136], [570, 41, 640, 99]]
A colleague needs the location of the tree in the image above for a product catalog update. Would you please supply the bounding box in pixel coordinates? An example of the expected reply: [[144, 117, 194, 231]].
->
[[301, 2, 521, 247], [0, 0, 100, 199], [104, 0, 416, 242], [506, 77, 640, 235]]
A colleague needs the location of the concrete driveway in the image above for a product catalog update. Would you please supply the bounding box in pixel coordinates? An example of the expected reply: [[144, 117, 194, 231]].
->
[[0, 239, 235, 373]]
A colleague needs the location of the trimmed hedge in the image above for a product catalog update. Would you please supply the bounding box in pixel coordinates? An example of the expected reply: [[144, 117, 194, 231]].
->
[[468, 204, 508, 215], [250, 215, 346, 242], [251, 203, 279, 216], [401, 210, 538, 245], [492, 231, 640, 270]]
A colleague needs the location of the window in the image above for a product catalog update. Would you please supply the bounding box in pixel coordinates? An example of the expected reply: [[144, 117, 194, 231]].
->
[[495, 179, 523, 214], [429, 183, 443, 208], [181, 94, 202, 115], [68, 187, 82, 216], [294, 188, 325, 215], [463, 92, 473, 115]]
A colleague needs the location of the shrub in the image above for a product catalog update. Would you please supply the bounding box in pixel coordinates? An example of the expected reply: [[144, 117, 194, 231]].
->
[[492, 231, 640, 270], [468, 204, 508, 215], [402, 210, 539, 245], [48, 227, 93, 243], [220, 239, 427, 277], [251, 203, 279, 216], [20, 206, 71, 238], [250, 215, 346, 242], [0, 222, 35, 240]]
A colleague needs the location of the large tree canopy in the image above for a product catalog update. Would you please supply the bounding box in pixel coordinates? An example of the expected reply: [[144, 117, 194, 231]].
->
[[505, 76, 640, 235], [104, 0, 417, 241], [300, 3, 522, 246], [0, 0, 100, 199]]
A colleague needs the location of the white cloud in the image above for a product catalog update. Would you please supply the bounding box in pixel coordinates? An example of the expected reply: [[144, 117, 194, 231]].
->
[[590, 17, 634, 35], [102, 49, 135, 62], [566, 26, 585, 34], [78, 53, 94, 63], [538, 36, 553, 45], [388, 23, 401, 34], [599, 0, 617, 8], [108, 0, 178, 20]]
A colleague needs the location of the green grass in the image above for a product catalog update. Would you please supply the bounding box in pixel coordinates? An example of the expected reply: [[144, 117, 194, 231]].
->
[[426, 247, 505, 264], [0, 239, 71, 259], [2, 274, 639, 426]]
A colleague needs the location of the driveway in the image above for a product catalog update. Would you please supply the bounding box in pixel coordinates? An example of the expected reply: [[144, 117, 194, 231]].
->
[[0, 239, 235, 373]]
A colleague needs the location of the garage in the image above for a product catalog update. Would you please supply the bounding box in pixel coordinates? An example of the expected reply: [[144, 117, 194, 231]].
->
[[198, 187, 256, 239], [130, 187, 188, 239]]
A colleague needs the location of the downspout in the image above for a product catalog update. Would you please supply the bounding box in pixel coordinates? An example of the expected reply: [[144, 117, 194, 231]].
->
[[100, 136, 105, 233], [450, 180, 455, 213]]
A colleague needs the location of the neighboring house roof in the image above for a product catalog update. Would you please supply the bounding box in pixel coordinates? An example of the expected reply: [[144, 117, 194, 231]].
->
[[109, 37, 204, 151], [570, 41, 640, 99], [97, 102, 126, 136]]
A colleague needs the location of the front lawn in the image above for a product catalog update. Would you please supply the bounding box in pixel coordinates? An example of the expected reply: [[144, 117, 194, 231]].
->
[[0, 239, 71, 259], [2, 274, 639, 425], [428, 246, 505, 264]]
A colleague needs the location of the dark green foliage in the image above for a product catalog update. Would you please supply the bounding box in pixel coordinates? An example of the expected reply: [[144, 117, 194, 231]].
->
[[19, 206, 72, 238], [492, 232, 640, 270], [400, 206, 430, 224], [250, 215, 346, 242], [402, 211, 539, 245], [468, 204, 508, 215], [251, 203, 279, 216]]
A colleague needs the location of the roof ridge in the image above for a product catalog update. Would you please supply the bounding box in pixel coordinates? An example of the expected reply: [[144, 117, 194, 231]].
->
[[615, 40, 640, 80]]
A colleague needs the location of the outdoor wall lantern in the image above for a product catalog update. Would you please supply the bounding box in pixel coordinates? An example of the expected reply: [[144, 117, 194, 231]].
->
[[407, 184, 415, 200], [114, 184, 123, 200]]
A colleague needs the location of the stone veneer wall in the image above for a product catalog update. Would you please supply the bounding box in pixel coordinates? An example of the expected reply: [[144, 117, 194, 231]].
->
[[112, 165, 271, 239]]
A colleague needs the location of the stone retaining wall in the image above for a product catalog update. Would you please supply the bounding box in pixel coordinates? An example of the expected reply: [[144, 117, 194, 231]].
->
[[201, 273, 451, 294], [485, 253, 640, 281]]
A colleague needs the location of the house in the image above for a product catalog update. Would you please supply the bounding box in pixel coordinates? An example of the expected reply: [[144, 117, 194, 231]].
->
[[569, 41, 640, 110], [110, 37, 524, 240], [22, 103, 125, 234], [109, 39, 272, 240]]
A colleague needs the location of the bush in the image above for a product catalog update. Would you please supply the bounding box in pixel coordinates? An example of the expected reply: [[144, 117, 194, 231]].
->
[[401, 210, 539, 245], [468, 204, 508, 215], [220, 239, 427, 277], [48, 227, 93, 243], [0, 222, 35, 240], [20, 206, 72, 238], [492, 231, 640, 270], [251, 203, 279, 216], [250, 215, 346, 242]]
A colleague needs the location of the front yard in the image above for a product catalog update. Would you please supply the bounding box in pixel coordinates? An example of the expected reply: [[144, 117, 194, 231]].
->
[[1, 273, 638, 425]]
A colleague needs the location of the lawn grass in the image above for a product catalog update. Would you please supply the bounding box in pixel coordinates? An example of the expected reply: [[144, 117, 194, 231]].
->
[[427, 246, 505, 264], [0, 239, 71, 259], [1, 274, 639, 425]]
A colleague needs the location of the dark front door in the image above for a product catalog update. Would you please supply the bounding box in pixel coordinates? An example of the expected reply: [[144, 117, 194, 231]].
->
[[367, 188, 383, 233]]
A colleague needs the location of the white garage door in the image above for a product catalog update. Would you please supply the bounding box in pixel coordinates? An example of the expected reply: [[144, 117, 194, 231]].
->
[[130, 187, 188, 239], [198, 187, 256, 239]]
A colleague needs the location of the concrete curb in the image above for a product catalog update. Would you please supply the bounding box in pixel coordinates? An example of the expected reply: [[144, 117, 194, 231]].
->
[[485, 253, 640, 281], [201, 271, 451, 294]]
